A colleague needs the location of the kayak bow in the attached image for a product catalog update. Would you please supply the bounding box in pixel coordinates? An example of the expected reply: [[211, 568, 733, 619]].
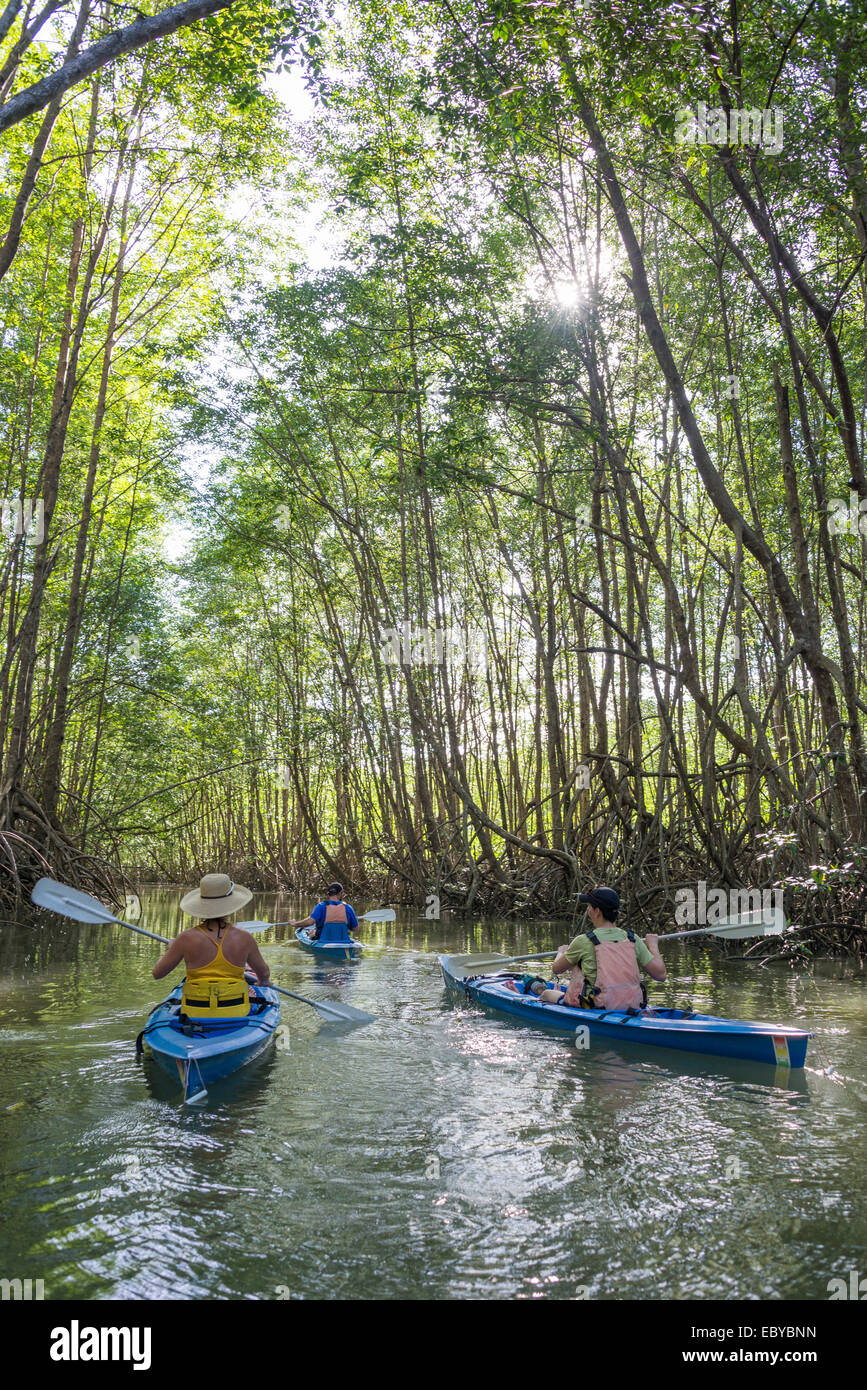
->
[[440, 954, 810, 1069]]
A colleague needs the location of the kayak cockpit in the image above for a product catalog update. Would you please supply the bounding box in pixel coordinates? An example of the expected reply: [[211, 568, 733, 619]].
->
[[295, 926, 363, 954], [152, 984, 277, 1035]]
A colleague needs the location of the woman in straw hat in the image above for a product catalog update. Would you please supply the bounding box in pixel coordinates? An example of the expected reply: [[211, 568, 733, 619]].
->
[[153, 873, 271, 1019]]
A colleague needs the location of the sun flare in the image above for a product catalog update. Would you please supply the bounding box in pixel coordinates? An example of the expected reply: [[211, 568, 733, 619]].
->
[[552, 278, 581, 308]]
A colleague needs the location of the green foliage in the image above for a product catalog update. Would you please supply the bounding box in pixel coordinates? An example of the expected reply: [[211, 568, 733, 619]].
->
[[0, 0, 864, 929]]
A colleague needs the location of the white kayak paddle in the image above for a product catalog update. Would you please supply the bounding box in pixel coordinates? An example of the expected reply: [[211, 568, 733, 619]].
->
[[462, 910, 795, 973], [237, 907, 397, 933]]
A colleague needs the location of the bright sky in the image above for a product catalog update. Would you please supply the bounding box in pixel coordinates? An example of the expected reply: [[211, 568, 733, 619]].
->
[[265, 67, 338, 273], [265, 66, 319, 121], [164, 65, 333, 565]]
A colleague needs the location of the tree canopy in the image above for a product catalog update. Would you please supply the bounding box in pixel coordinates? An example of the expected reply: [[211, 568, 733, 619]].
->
[[1, 0, 864, 946]]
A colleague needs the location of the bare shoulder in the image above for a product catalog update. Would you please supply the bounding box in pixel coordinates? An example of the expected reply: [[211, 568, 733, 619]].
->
[[162, 928, 196, 954]]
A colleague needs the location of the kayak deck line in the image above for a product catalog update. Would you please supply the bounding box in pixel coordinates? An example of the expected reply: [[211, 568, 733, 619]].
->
[[440, 954, 811, 1069]]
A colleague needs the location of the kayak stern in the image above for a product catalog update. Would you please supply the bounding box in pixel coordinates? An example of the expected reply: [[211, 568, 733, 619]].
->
[[141, 983, 282, 1096], [295, 926, 363, 960]]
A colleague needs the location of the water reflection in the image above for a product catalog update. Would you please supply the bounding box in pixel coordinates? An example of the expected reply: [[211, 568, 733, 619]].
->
[[0, 893, 863, 1300]]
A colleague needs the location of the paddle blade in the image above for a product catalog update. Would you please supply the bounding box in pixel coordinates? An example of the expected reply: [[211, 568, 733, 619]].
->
[[235, 920, 275, 934], [31, 877, 120, 926], [312, 1000, 376, 1024], [707, 910, 786, 940], [269, 982, 376, 1025], [359, 908, 396, 923]]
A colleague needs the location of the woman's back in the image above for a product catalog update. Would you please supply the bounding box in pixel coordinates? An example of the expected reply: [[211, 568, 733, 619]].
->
[[184, 923, 252, 975]]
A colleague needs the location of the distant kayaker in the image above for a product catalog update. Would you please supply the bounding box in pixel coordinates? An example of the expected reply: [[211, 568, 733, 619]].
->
[[288, 882, 359, 944], [152, 873, 271, 1019], [514, 886, 665, 1010]]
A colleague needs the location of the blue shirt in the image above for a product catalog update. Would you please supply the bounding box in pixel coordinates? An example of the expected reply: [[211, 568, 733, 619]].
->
[[311, 899, 359, 942]]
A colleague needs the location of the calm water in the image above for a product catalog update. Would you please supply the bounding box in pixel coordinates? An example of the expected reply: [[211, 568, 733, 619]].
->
[[0, 889, 864, 1301]]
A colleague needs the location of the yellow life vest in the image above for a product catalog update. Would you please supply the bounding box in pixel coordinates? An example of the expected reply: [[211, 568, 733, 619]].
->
[[182, 927, 250, 1019]]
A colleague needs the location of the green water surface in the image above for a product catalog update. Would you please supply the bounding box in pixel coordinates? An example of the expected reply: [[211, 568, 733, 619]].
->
[[0, 890, 864, 1301]]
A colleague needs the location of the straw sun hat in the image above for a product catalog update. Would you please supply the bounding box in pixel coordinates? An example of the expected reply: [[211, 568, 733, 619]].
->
[[180, 873, 253, 918]]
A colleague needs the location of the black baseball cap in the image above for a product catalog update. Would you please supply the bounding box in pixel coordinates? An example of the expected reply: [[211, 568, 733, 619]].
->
[[326, 881, 343, 895], [579, 886, 620, 914]]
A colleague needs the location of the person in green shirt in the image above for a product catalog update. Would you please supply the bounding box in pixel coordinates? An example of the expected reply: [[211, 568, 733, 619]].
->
[[535, 886, 666, 1008]]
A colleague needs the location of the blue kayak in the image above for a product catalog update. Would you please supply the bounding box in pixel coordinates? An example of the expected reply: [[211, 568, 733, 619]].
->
[[295, 925, 363, 960], [138, 982, 282, 1100], [440, 954, 810, 1069]]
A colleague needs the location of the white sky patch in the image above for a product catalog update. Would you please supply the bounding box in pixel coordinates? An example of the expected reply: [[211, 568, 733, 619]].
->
[[288, 197, 337, 273], [264, 67, 319, 121], [163, 521, 195, 562], [217, 65, 342, 276]]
